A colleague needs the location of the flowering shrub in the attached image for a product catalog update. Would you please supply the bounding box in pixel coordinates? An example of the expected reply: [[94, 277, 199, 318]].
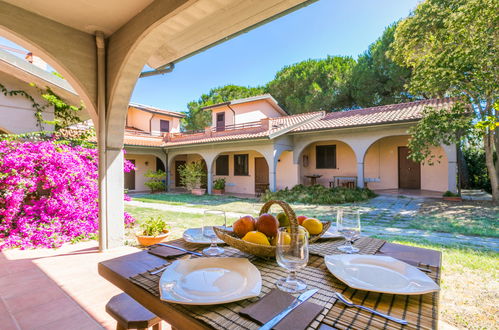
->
[[0, 140, 136, 249]]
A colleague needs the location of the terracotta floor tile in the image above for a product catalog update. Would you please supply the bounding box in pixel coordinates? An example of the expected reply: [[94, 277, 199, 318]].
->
[[0, 314, 20, 330], [3, 284, 68, 313], [34, 310, 103, 330]]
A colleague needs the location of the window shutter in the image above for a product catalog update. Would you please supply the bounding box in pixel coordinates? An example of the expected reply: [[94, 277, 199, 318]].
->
[[215, 155, 229, 175]]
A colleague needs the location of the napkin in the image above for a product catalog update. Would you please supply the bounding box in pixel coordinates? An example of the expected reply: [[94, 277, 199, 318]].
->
[[378, 242, 441, 268], [148, 244, 187, 259], [239, 289, 323, 330]]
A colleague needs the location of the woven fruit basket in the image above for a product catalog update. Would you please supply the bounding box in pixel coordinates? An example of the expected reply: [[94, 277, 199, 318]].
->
[[213, 200, 330, 258]]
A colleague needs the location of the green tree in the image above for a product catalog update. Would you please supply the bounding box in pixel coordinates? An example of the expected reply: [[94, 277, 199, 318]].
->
[[390, 0, 499, 202], [183, 85, 265, 130], [267, 56, 355, 114], [350, 23, 414, 107]]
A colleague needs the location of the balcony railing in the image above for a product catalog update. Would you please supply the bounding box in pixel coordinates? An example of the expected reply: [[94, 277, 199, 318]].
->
[[212, 121, 262, 132], [125, 128, 163, 137]]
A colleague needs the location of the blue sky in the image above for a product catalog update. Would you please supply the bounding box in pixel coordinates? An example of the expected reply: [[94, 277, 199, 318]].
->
[[1, 0, 420, 112]]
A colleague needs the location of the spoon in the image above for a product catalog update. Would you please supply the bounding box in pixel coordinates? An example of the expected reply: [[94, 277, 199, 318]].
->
[[335, 292, 408, 325]]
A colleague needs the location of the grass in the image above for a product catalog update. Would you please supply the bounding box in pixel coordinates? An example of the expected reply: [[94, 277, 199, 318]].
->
[[412, 200, 499, 237], [373, 235, 498, 329]]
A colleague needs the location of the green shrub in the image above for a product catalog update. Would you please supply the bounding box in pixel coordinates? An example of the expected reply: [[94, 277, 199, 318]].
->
[[443, 190, 460, 197], [144, 170, 166, 192], [140, 216, 170, 237], [261, 184, 376, 204], [213, 178, 226, 190], [462, 145, 492, 193], [179, 161, 206, 190]]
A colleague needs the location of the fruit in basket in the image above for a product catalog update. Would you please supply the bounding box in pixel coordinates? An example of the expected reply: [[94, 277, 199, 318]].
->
[[256, 213, 279, 238], [276, 212, 290, 227], [297, 215, 308, 225], [271, 232, 291, 246], [233, 215, 256, 238], [242, 231, 270, 246], [302, 218, 323, 235]]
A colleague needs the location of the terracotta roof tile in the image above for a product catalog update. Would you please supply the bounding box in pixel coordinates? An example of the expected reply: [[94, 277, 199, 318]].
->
[[293, 98, 456, 132], [124, 135, 164, 147]]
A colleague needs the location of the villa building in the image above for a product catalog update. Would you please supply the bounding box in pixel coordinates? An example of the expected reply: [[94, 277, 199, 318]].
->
[[123, 94, 458, 195]]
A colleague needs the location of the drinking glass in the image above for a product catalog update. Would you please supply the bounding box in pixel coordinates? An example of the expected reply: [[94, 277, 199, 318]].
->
[[275, 226, 309, 293], [202, 210, 226, 256], [336, 209, 361, 253]]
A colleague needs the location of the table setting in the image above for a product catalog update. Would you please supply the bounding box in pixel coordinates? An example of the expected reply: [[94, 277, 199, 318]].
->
[[106, 200, 441, 330]]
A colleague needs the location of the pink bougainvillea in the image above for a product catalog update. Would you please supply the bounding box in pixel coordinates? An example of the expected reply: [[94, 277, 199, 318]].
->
[[0, 140, 136, 249]]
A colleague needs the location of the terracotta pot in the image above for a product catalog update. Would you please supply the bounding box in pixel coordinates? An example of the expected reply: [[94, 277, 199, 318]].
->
[[443, 196, 462, 202], [135, 231, 169, 246], [212, 189, 224, 195], [191, 188, 206, 195]]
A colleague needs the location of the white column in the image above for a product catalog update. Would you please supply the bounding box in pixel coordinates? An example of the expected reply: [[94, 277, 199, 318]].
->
[[357, 162, 365, 188], [448, 161, 458, 193], [269, 157, 277, 192], [207, 163, 213, 194]]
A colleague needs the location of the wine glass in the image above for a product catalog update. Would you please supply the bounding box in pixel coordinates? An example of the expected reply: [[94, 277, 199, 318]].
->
[[336, 209, 361, 253], [275, 226, 309, 293], [202, 210, 226, 256]]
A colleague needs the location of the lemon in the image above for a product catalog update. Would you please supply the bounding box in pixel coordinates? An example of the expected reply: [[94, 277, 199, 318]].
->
[[242, 231, 270, 246], [271, 232, 291, 246], [302, 218, 323, 235]]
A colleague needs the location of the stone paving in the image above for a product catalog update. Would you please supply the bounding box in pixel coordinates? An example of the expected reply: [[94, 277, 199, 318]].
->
[[127, 194, 498, 251]]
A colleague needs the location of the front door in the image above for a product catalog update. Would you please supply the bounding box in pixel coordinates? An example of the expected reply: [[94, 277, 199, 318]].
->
[[216, 112, 225, 131], [254, 157, 269, 194], [398, 147, 421, 189], [124, 159, 135, 190], [175, 160, 186, 187]]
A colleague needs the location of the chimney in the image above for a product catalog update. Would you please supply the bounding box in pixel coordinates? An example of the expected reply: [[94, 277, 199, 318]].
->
[[260, 118, 270, 131]]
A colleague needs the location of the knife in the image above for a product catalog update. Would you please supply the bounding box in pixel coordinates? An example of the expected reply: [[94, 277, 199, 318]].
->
[[157, 243, 203, 257], [259, 289, 318, 330]]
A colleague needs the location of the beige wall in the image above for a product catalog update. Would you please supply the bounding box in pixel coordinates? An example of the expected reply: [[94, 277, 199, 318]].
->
[[364, 136, 448, 192], [210, 99, 283, 127], [169, 154, 204, 188], [300, 141, 357, 186], [124, 153, 157, 192], [276, 150, 299, 190], [211, 150, 268, 195], [0, 73, 54, 134], [127, 107, 181, 134]]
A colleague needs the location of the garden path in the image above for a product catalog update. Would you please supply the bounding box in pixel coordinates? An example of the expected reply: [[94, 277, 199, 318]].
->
[[127, 195, 498, 251]]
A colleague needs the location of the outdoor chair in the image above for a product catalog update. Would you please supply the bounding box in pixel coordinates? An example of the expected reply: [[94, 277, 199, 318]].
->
[[106, 293, 162, 330]]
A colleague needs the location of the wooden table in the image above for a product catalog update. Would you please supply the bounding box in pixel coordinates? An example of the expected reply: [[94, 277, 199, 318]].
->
[[305, 174, 322, 185], [98, 242, 441, 330]]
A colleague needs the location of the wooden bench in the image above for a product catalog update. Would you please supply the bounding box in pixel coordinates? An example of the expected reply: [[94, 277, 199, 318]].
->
[[106, 293, 162, 330]]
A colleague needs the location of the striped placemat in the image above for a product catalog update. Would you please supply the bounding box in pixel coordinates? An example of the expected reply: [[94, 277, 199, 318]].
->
[[129, 237, 387, 329], [309, 236, 386, 257]]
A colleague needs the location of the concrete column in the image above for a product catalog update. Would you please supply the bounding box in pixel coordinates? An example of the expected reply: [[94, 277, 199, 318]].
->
[[269, 158, 277, 192], [98, 148, 125, 249], [357, 162, 365, 188], [448, 161, 458, 193], [207, 162, 213, 194]]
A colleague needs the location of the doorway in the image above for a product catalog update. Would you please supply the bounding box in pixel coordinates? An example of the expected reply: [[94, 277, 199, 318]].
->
[[175, 160, 186, 187], [254, 157, 269, 195], [398, 147, 421, 189], [124, 159, 136, 190]]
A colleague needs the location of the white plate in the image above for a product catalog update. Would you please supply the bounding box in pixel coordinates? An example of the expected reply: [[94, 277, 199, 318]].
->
[[159, 257, 262, 305], [183, 227, 224, 244], [324, 255, 439, 295], [321, 225, 342, 239]]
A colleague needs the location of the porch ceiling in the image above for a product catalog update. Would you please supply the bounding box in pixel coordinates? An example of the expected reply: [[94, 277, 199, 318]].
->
[[3, 0, 315, 69]]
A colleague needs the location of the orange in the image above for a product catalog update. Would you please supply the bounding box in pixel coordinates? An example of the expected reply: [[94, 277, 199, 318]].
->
[[242, 231, 270, 246], [302, 218, 323, 235]]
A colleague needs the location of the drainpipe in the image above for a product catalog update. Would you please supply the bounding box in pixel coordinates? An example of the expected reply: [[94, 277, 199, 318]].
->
[[139, 62, 175, 78], [95, 31, 107, 251], [227, 104, 236, 125]]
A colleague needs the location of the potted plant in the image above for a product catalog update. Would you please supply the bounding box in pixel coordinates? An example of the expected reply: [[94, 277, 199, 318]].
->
[[144, 170, 166, 193], [179, 161, 206, 195], [212, 178, 226, 195], [136, 216, 170, 246], [442, 190, 462, 202]]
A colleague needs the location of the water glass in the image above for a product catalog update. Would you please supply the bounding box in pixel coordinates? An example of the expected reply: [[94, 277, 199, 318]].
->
[[275, 226, 309, 293], [336, 209, 361, 253], [202, 210, 226, 256]]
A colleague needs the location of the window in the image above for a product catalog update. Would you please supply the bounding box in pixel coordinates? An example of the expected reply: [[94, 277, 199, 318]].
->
[[215, 155, 229, 176], [216, 112, 225, 131], [160, 120, 170, 133], [234, 154, 249, 176], [316, 145, 336, 169]]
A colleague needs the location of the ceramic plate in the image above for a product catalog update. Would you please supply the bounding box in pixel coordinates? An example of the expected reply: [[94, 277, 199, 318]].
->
[[183, 227, 224, 244], [159, 257, 262, 305], [321, 225, 342, 239], [324, 254, 439, 295]]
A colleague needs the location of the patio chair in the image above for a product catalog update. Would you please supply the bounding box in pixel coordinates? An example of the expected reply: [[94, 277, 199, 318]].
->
[[106, 293, 162, 330]]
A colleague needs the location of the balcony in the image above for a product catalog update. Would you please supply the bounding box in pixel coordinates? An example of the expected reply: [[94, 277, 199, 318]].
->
[[165, 120, 267, 143]]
